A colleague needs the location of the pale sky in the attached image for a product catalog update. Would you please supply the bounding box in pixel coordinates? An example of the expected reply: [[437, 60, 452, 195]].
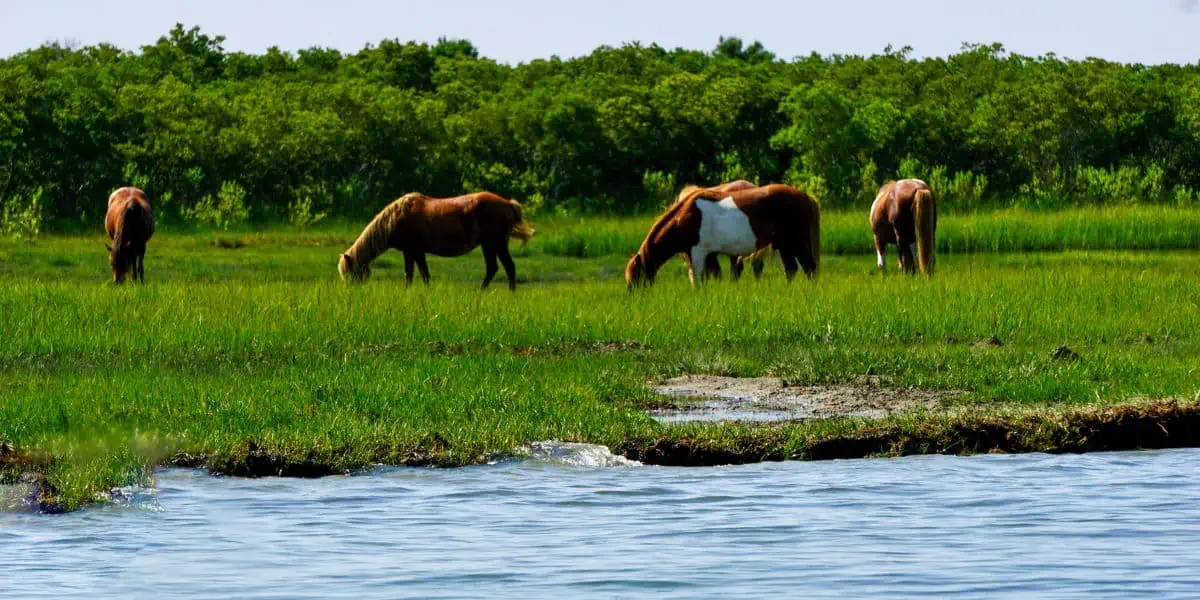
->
[[1, 0, 1198, 65]]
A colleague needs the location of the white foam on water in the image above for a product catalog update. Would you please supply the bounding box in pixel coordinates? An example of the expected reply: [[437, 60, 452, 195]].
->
[[518, 441, 642, 468], [94, 483, 162, 512]]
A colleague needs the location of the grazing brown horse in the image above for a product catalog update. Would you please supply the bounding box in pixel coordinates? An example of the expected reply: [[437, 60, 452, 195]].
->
[[104, 187, 154, 283], [870, 179, 936, 275], [339, 192, 534, 290], [626, 183, 820, 289], [674, 180, 769, 281]]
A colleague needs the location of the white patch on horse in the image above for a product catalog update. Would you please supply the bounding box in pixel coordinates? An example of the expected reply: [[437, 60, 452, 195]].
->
[[870, 190, 886, 216], [876, 249, 885, 268], [693, 197, 758, 267]]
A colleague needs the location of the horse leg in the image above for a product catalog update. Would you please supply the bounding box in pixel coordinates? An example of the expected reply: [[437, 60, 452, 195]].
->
[[730, 256, 744, 281], [403, 252, 415, 286], [137, 250, 145, 283], [415, 253, 431, 285], [897, 239, 915, 274], [779, 252, 799, 282], [797, 240, 817, 280], [683, 254, 696, 286], [893, 224, 915, 274], [752, 256, 765, 280], [874, 236, 887, 273], [689, 246, 709, 286], [704, 254, 722, 281], [497, 243, 518, 291], [480, 245, 499, 290]]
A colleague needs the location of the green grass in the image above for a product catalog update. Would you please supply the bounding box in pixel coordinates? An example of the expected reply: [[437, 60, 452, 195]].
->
[[1, 208, 1199, 511], [532, 206, 1200, 258]]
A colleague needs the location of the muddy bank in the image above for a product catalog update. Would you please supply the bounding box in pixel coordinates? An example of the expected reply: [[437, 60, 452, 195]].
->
[[172, 436, 467, 479], [0, 472, 61, 513], [650, 375, 962, 423], [10, 400, 1200, 513], [1, 443, 59, 512], [622, 400, 1200, 466]]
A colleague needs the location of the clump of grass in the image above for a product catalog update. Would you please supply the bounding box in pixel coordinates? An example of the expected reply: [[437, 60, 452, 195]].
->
[[533, 217, 644, 258]]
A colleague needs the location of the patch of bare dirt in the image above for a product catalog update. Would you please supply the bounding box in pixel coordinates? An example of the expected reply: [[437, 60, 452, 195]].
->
[[973, 336, 1005, 350], [650, 375, 962, 423], [623, 399, 1200, 466], [511, 340, 647, 357]]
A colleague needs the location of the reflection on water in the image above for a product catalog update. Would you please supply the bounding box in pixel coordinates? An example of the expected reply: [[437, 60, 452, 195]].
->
[[5, 444, 1200, 599]]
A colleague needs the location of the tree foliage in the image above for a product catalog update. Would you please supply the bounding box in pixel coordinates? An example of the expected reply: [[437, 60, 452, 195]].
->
[[1, 27, 1198, 229]]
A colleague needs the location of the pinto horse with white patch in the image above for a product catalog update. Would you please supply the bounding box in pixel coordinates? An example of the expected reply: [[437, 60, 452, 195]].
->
[[626, 184, 820, 289], [674, 180, 765, 281], [870, 179, 936, 275]]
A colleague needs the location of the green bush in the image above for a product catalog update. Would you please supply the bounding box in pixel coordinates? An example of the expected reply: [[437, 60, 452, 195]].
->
[[186, 181, 250, 230], [925, 167, 989, 211], [288, 183, 330, 229], [642, 171, 677, 207], [1, 188, 44, 240], [1174, 185, 1196, 208], [1074, 165, 1166, 205]]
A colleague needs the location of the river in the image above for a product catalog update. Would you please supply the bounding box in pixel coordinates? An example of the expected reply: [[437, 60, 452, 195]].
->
[[4, 445, 1199, 599]]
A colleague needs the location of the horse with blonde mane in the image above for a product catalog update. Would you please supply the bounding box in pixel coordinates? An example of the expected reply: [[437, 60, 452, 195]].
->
[[674, 180, 770, 281], [104, 186, 154, 283], [626, 183, 820, 289], [870, 179, 936, 275], [339, 191, 534, 290]]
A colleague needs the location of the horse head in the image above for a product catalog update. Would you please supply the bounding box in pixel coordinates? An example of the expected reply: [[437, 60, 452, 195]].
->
[[625, 252, 651, 291], [338, 253, 371, 282]]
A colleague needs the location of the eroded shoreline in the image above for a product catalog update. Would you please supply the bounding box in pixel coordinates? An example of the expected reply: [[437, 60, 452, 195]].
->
[[6, 398, 1199, 513]]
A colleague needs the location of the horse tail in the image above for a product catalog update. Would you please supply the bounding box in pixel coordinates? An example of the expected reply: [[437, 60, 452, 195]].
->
[[508, 200, 535, 244], [111, 201, 130, 251], [913, 188, 936, 276]]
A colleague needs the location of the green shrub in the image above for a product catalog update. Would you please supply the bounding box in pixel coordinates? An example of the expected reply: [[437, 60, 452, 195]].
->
[[288, 183, 330, 229], [1, 187, 44, 240], [1074, 165, 1166, 205], [642, 170, 677, 206], [186, 181, 250, 230]]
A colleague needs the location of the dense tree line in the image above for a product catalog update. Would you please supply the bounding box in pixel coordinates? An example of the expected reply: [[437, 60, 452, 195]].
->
[[2, 24, 1199, 232]]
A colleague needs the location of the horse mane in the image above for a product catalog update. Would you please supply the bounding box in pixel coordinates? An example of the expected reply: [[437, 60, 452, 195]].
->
[[675, 184, 703, 204], [638, 186, 707, 257], [346, 192, 425, 263]]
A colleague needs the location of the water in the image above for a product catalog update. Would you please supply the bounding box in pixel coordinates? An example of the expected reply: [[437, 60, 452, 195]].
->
[[5, 446, 1200, 599]]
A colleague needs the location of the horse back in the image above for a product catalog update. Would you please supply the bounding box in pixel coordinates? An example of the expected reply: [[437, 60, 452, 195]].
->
[[717, 184, 814, 218], [105, 187, 154, 243], [403, 192, 521, 255], [693, 184, 814, 246], [893, 179, 928, 207]]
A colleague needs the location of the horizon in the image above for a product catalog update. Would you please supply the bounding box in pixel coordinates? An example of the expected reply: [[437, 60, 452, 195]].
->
[[2, 0, 1199, 66]]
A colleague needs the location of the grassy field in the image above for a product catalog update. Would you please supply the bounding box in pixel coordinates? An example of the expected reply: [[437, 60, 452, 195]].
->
[[1, 207, 1199, 511]]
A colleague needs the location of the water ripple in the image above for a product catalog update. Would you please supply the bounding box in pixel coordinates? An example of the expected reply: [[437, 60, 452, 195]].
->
[[4, 449, 1200, 598]]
